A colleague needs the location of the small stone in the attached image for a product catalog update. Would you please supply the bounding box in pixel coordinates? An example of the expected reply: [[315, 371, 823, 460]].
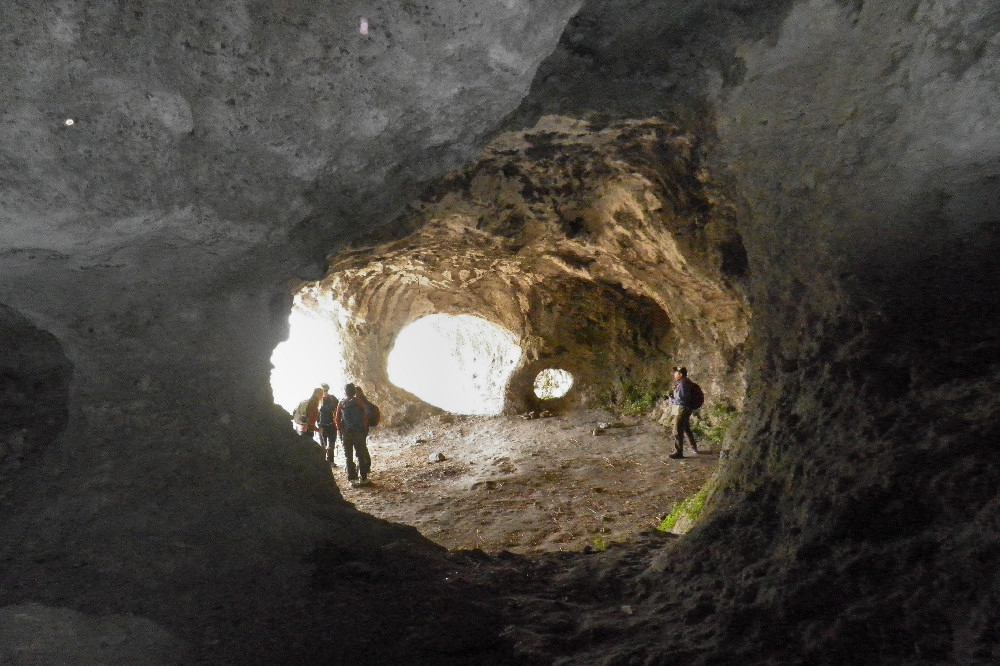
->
[[592, 428, 605, 436], [428, 452, 446, 463]]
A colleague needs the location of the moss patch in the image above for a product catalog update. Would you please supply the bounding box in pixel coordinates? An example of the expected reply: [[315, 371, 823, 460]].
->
[[658, 483, 711, 533]]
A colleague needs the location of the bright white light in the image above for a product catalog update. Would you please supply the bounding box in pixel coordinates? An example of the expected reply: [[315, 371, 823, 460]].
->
[[387, 314, 522, 416], [64, 118, 75, 127], [533, 368, 574, 399], [359, 17, 369, 35], [270, 306, 348, 414]]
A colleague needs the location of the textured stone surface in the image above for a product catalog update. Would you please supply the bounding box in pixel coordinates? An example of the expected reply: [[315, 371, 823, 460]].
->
[[0, 0, 998, 663], [0, 602, 188, 665], [0, 304, 71, 490], [306, 116, 748, 420]]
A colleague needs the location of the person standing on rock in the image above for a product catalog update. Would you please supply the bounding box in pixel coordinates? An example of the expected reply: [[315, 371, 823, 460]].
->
[[335, 382, 373, 487], [318, 383, 340, 467], [668, 366, 700, 459]]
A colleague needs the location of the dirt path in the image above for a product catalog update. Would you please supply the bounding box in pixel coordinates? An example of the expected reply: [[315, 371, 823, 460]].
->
[[330, 409, 718, 554]]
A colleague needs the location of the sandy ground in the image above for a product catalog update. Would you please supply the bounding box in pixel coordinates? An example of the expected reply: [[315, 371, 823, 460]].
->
[[326, 408, 718, 555]]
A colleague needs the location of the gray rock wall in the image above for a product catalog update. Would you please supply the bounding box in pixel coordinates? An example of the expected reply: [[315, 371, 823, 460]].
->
[[0, 0, 582, 657], [505, 0, 1000, 662], [1, 0, 998, 662]]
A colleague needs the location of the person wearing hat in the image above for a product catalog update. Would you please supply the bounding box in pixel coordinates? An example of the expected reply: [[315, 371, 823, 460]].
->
[[668, 366, 698, 459]]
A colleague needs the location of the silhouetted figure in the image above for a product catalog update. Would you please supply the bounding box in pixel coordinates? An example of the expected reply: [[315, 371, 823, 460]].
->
[[335, 383, 374, 487], [292, 387, 324, 443], [318, 383, 339, 466]]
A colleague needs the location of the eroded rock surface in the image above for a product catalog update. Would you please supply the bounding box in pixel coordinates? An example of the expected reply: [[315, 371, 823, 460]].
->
[[305, 117, 748, 419]]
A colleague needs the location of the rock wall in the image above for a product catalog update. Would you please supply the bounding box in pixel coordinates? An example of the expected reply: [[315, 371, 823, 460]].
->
[[501, 0, 1000, 662], [0, 304, 71, 491], [0, 1, 583, 660], [306, 117, 749, 419], [1, 0, 998, 663]]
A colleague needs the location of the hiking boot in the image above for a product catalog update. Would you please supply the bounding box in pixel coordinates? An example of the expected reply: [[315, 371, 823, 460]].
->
[[668, 453, 684, 459], [357, 477, 371, 486]]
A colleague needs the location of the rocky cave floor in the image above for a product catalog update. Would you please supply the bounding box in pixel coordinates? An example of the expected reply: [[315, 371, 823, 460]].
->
[[204, 408, 721, 664], [331, 408, 717, 555]]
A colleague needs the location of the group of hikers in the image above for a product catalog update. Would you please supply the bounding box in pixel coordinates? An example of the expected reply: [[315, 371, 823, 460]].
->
[[291, 365, 701, 489], [293, 382, 380, 487]]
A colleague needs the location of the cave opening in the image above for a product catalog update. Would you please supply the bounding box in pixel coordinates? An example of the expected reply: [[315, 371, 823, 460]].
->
[[276, 115, 752, 555], [533, 367, 574, 400], [386, 313, 523, 416], [269, 295, 349, 415]]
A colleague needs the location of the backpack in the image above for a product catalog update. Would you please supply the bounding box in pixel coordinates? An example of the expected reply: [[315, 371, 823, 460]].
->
[[364, 400, 381, 428], [339, 398, 367, 432], [688, 381, 705, 410], [318, 396, 338, 425], [292, 399, 310, 425]]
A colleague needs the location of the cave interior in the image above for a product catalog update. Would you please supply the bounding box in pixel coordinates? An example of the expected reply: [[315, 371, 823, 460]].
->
[[1, 1, 999, 664]]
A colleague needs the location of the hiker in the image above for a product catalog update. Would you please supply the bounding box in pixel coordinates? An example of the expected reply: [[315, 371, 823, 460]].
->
[[293, 387, 324, 443], [318, 383, 339, 466], [354, 385, 381, 428], [335, 382, 375, 487], [668, 366, 700, 459]]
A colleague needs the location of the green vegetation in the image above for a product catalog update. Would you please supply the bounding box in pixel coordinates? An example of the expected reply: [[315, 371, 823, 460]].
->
[[600, 381, 663, 417], [691, 399, 739, 448], [592, 535, 609, 552], [658, 483, 711, 532], [619, 383, 658, 416]]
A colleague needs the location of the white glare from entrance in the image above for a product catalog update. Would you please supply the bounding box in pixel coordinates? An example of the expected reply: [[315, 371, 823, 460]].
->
[[534, 368, 574, 399], [387, 314, 522, 416], [270, 307, 348, 414]]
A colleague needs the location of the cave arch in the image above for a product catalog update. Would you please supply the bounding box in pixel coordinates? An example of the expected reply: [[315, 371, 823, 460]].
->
[[386, 313, 522, 416], [533, 368, 574, 400], [269, 294, 349, 414], [307, 118, 750, 424]]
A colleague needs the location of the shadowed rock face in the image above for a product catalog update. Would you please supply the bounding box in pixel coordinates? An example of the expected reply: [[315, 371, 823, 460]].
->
[[0, 304, 71, 489], [2, 0, 999, 663]]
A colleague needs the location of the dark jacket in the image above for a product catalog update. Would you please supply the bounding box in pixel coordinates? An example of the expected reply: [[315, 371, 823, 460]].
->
[[335, 396, 370, 435], [318, 396, 338, 426], [670, 377, 695, 409]]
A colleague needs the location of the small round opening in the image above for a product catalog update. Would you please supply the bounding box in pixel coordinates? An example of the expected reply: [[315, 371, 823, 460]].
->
[[387, 313, 522, 415], [533, 368, 574, 399]]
